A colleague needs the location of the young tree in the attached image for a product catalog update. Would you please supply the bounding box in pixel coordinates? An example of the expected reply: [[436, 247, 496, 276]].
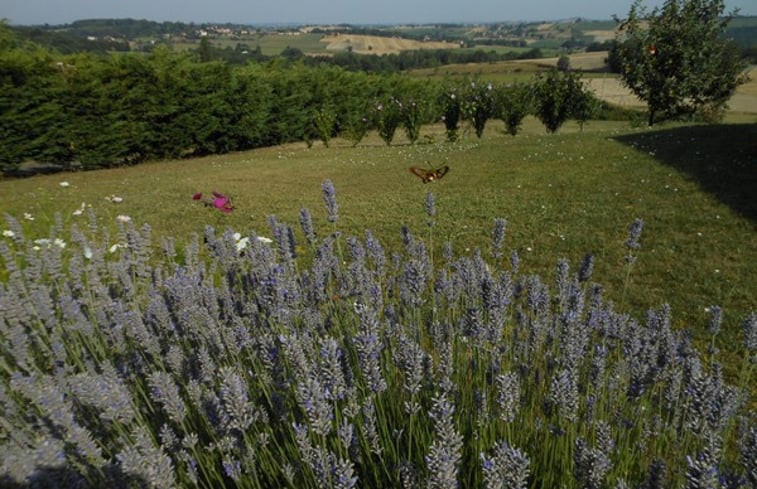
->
[[494, 82, 533, 136], [614, 0, 747, 126], [461, 79, 495, 138], [438, 83, 462, 142], [532, 69, 591, 133]]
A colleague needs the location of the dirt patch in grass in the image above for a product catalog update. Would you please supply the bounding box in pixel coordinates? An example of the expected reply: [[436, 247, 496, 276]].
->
[[320, 34, 460, 55]]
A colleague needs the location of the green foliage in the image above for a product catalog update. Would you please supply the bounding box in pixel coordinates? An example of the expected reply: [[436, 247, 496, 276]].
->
[[556, 54, 571, 71], [342, 115, 369, 147], [532, 69, 592, 133], [314, 108, 336, 147], [461, 80, 496, 138], [572, 89, 602, 131], [0, 27, 440, 171], [400, 98, 424, 144], [614, 0, 748, 125], [493, 82, 533, 136], [373, 97, 403, 146], [437, 83, 462, 142]]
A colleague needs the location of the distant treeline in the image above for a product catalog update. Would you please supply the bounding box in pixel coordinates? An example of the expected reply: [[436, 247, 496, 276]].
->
[[295, 47, 547, 72], [10, 17, 756, 64]]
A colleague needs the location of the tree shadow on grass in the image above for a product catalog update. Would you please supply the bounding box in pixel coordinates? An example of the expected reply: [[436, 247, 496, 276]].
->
[[612, 123, 757, 222], [0, 465, 147, 489]]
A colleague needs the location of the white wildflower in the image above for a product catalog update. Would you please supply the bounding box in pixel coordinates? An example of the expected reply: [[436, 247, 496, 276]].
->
[[116, 215, 131, 223], [2, 230, 15, 238], [72, 202, 86, 216], [257, 236, 273, 244], [23, 213, 34, 221], [83, 246, 93, 260], [53, 238, 66, 249], [236, 237, 250, 252], [59, 181, 70, 187]]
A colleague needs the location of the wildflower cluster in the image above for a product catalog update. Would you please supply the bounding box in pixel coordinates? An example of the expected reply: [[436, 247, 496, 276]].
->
[[0, 183, 754, 489]]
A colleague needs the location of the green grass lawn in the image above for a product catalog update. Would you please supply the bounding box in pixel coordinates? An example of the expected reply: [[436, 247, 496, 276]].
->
[[1, 118, 755, 384]]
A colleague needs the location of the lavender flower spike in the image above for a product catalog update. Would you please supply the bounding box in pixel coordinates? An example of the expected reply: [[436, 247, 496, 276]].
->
[[322, 179, 339, 223], [425, 191, 436, 218], [491, 218, 507, 259], [626, 218, 644, 250]]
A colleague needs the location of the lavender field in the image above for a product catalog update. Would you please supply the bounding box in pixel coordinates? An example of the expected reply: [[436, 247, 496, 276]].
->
[[1, 179, 755, 489]]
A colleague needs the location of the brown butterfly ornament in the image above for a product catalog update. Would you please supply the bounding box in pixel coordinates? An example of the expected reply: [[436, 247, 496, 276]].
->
[[409, 164, 449, 183]]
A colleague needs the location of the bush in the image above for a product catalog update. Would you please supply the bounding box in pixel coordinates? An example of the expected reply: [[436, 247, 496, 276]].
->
[[437, 84, 462, 142], [401, 98, 424, 145], [493, 82, 533, 136], [532, 69, 592, 133], [373, 97, 403, 146], [461, 80, 496, 138]]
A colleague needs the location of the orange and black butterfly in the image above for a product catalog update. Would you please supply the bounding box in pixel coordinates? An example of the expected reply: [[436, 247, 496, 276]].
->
[[409, 164, 449, 183]]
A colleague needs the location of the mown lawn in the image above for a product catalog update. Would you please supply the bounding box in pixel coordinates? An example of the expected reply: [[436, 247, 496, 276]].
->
[[1, 118, 755, 383]]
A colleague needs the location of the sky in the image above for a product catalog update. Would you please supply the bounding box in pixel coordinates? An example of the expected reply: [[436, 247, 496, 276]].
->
[[2, 0, 756, 26]]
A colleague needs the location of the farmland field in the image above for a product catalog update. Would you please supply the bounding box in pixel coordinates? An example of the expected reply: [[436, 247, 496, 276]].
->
[[319, 33, 461, 55]]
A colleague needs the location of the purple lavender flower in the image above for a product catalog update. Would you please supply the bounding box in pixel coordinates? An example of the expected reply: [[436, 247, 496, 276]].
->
[[742, 312, 756, 353], [361, 399, 383, 455], [222, 458, 242, 481], [573, 438, 611, 489], [364, 230, 386, 276], [117, 427, 177, 489], [426, 191, 436, 220], [480, 440, 530, 489], [426, 393, 463, 489], [549, 367, 578, 422], [334, 457, 358, 489], [353, 304, 387, 394], [319, 336, 348, 401], [491, 218, 507, 260], [740, 424, 757, 487], [510, 250, 520, 275], [219, 366, 256, 432], [148, 371, 187, 425], [645, 459, 666, 489], [625, 218, 644, 263], [578, 252, 594, 282], [322, 179, 339, 223], [495, 371, 520, 423], [683, 433, 721, 489], [300, 206, 316, 245], [708, 305, 723, 336]]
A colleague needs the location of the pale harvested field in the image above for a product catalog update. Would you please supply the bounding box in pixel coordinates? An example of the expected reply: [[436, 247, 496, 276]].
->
[[584, 29, 617, 42], [585, 66, 757, 113], [519, 51, 610, 71], [320, 34, 459, 55]]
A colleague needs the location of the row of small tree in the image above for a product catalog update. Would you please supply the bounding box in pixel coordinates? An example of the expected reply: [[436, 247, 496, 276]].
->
[[1, 20, 599, 173]]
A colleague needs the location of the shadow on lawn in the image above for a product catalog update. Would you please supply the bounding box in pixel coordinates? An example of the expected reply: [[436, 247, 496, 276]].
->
[[0, 465, 147, 489], [612, 123, 757, 222]]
